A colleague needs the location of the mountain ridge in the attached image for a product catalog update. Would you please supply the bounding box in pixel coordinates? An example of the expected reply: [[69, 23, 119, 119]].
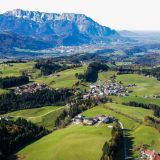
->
[[0, 9, 124, 55]]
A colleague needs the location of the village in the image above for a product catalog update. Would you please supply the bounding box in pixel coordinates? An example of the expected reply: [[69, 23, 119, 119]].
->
[[72, 114, 115, 126], [83, 75, 135, 99], [14, 83, 52, 95]]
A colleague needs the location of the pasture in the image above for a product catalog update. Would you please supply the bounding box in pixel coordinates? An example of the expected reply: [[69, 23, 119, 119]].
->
[[5, 106, 64, 130], [116, 74, 160, 96], [84, 105, 160, 157], [0, 62, 36, 77], [35, 66, 86, 88], [17, 106, 112, 160], [111, 95, 160, 106]]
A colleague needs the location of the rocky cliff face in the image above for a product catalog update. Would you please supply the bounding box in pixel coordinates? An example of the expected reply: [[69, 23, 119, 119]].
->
[[0, 9, 124, 55], [0, 9, 121, 46]]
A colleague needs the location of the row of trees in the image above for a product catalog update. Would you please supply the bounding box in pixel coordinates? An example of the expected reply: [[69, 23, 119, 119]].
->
[[101, 120, 123, 160], [117, 65, 160, 81], [0, 76, 29, 89], [0, 88, 74, 114], [76, 62, 109, 82], [0, 118, 49, 159], [142, 67, 160, 80], [144, 116, 160, 132], [122, 101, 160, 117], [117, 67, 141, 75]]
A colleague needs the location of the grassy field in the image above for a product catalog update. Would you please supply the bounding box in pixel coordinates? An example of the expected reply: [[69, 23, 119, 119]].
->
[[0, 62, 36, 77], [98, 71, 116, 82], [83, 105, 160, 157], [0, 88, 8, 95], [111, 95, 160, 106], [5, 106, 64, 130], [35, 66, 86, 89], [105, 103, 154, 121], [17, 109, 112, 160], [116, 74, 160, 97]]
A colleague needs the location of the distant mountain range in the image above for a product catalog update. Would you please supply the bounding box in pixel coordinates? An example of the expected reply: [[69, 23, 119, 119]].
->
[[0, 9, 124, 54]]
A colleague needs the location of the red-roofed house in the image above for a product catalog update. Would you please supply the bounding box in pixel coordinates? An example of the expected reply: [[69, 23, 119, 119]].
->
[[140, 149, 156, 160], [155, 155, 160, 160]]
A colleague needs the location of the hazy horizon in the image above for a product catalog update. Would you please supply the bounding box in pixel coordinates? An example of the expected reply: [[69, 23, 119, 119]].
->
[[1, 0, 160, 31]]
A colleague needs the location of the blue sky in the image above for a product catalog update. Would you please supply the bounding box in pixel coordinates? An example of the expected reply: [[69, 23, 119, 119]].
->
[[1, 0, 160, 31]]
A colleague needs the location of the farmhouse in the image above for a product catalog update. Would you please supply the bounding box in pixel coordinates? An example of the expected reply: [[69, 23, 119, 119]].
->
[[15, 83, 51, 95], [140, 149, 160, 160], [72, 114, 115, 126], [73, 115, 84, 124], [83, 118, 95, 125]]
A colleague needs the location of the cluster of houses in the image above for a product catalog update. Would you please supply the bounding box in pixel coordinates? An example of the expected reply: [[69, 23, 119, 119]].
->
[[72, 114, 115, 125], [14, 83, 52, 95], [140, 149, 160, 160], [0, 116, 10, 121], [83, 80, 130, 99]]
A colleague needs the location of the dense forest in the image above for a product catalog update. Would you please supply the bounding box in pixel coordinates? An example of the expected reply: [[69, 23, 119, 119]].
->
[[76, 62, 109, 82], [0, 89, 73, 114], [0, 118, 49, 159], [0, 76, 29, 89]]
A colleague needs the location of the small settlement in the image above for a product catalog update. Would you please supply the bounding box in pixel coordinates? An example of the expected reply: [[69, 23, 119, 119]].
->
[[83, 75, 135, 99], [140, 149, 160, 160], [14, 83, 52, 95], [72, 114, 115, 126]]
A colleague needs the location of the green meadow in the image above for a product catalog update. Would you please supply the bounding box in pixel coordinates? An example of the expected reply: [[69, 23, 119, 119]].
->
[[17, 104, 160, 160], [116, 74, 160, 96], [111, 95, 160, 106], [17, 107, 112, 160], [35, 66, 86, 88], [84, 105, 160, 157], [5, 106, 64, 130], [0, 62, 36, 77], [0, 88, 8, 95], [98, 70, 116, 82]]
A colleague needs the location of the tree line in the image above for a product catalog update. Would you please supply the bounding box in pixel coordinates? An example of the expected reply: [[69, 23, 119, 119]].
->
[[117, 65, 160, 81], [142, 67, 160, 80], [122, 101, 160, 117], [0, 118, 49, 159], [101, 120, 123, 160], [35, 60, 82, 75], [76, 62, 109, 82], [144, 116, 160, 133], [0, 88, 74, 114], [0, 76, 29, 89]]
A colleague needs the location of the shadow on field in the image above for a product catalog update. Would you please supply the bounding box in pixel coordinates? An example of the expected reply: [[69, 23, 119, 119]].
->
[[8, 154, 18, 160], [124, 129, 134, 159]]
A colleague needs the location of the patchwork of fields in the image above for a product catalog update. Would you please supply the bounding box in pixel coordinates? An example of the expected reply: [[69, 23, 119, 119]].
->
[[35, 66, 87, 88], [1, 62, 160, 159], [5, 106, 64, 130]]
